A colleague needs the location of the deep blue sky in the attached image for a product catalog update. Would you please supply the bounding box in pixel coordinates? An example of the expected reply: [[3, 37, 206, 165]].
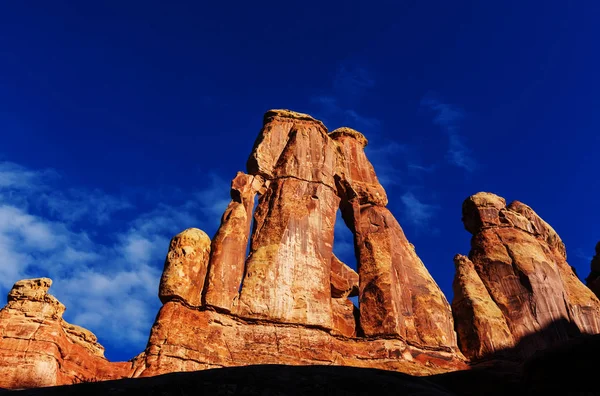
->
[[1, 1, 599, 361]]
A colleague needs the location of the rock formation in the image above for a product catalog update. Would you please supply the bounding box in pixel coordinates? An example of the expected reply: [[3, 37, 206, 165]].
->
[[585, 242, 600, 298], [331, 128, 456, 348], [203, 172, 265, 312], [0, 279, 131, 388], [159, 228, 211, 307], [5, 110, 600, 391], [452, 192, 600, 360], [132, 110, 463, 378]]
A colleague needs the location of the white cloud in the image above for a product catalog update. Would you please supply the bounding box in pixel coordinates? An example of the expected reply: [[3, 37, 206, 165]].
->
[[0, 161, 232, 358], [421, 96, 476, 172], [365, 141, 407, 189], [333, 64, 375, 97], [42, 188, 133, 225], [400, 192, 440, 232], [310, 63, 380, 133], [0, 161, 57, 190]]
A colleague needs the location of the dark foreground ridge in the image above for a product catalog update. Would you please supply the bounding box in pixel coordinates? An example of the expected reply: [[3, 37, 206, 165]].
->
[[4, 334, 600, 396]]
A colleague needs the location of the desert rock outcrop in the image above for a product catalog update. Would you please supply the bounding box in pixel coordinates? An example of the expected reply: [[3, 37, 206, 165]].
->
[[133, 110, 464, 377], [453, 192, 600, 359], [0, 279, 131, 388]]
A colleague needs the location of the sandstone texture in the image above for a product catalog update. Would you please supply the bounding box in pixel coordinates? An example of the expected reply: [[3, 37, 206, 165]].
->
[[585, 242, 600, 298], [159, 228, 211, 307], [203, 172, 264, 312], [331, 128, 456, 348], [132, 301, 464, 378], [453, 192, 600, 359], [451, 254, 514, 359], [0, 279, 131, 389]]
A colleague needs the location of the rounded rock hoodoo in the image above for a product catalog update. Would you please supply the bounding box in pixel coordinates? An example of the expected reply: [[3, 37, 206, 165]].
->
[[159, 228, 211, 307], [329, 127, 368, 148]]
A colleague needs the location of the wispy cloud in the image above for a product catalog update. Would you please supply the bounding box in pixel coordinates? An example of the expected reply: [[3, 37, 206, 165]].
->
[[400, 192, 440, 233], [310, 62, 380, 132], [364, 141, 407, 189], [0, 161, 231, 358], [332, 64, 375, 98], [310, 95, 380, 131], [0, 161, 58, 190], [421, 96, 476, 172]]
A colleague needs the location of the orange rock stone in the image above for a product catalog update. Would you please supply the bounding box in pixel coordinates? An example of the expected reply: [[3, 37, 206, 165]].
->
[[329, 127, 456, 349], [0, 279, 131, 389], [454, 192, 600, 359], [330, 127, 387, 207], [353, 205, 457, 348], [331, 298, 358, 337], [132, 301, 466, 378], [247, 109, 329, 180], [203, 172, 264, 312], [158, 228, 211, 307], [330, 254, 359, 298], [235, 178, 339, 328], [451, 254, 514, 360]]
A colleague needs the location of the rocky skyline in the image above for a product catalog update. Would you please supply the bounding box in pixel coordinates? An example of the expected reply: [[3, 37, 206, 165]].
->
[[1, 109, 599, 389], [1, 1, 598, 368]]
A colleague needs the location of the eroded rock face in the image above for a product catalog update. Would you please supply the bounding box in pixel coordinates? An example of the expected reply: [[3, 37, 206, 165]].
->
[[203, 172, 264, 312], [133, 301, 466, 378], [330, 128, 387, 207], [159, 228, 211, 307], [453, 192, 600, 359], [452, 255, 514, 359], [0, 279, 131, 389], [331, 128, 456, 348], [236, 177, 339, 328], [330, 254, 359, 299], [586, 242, 600, 298], [247, 110, 330, 181], [236, 111, 340, 327]]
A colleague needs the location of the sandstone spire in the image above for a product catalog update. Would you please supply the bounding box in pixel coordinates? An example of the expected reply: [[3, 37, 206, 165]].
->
[[158, 228, 211, 307], [453, 192, 600, 359], [236, 110, 339, 328], [451, 254, 514, 359], [331, 127, 457, 348], [203, 172, 265, 312], [134, 110, 465, 377]]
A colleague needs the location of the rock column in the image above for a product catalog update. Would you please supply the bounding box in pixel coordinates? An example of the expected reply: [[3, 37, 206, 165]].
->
[[236, 110, 339, 328], [331, 128, 457, 348]]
